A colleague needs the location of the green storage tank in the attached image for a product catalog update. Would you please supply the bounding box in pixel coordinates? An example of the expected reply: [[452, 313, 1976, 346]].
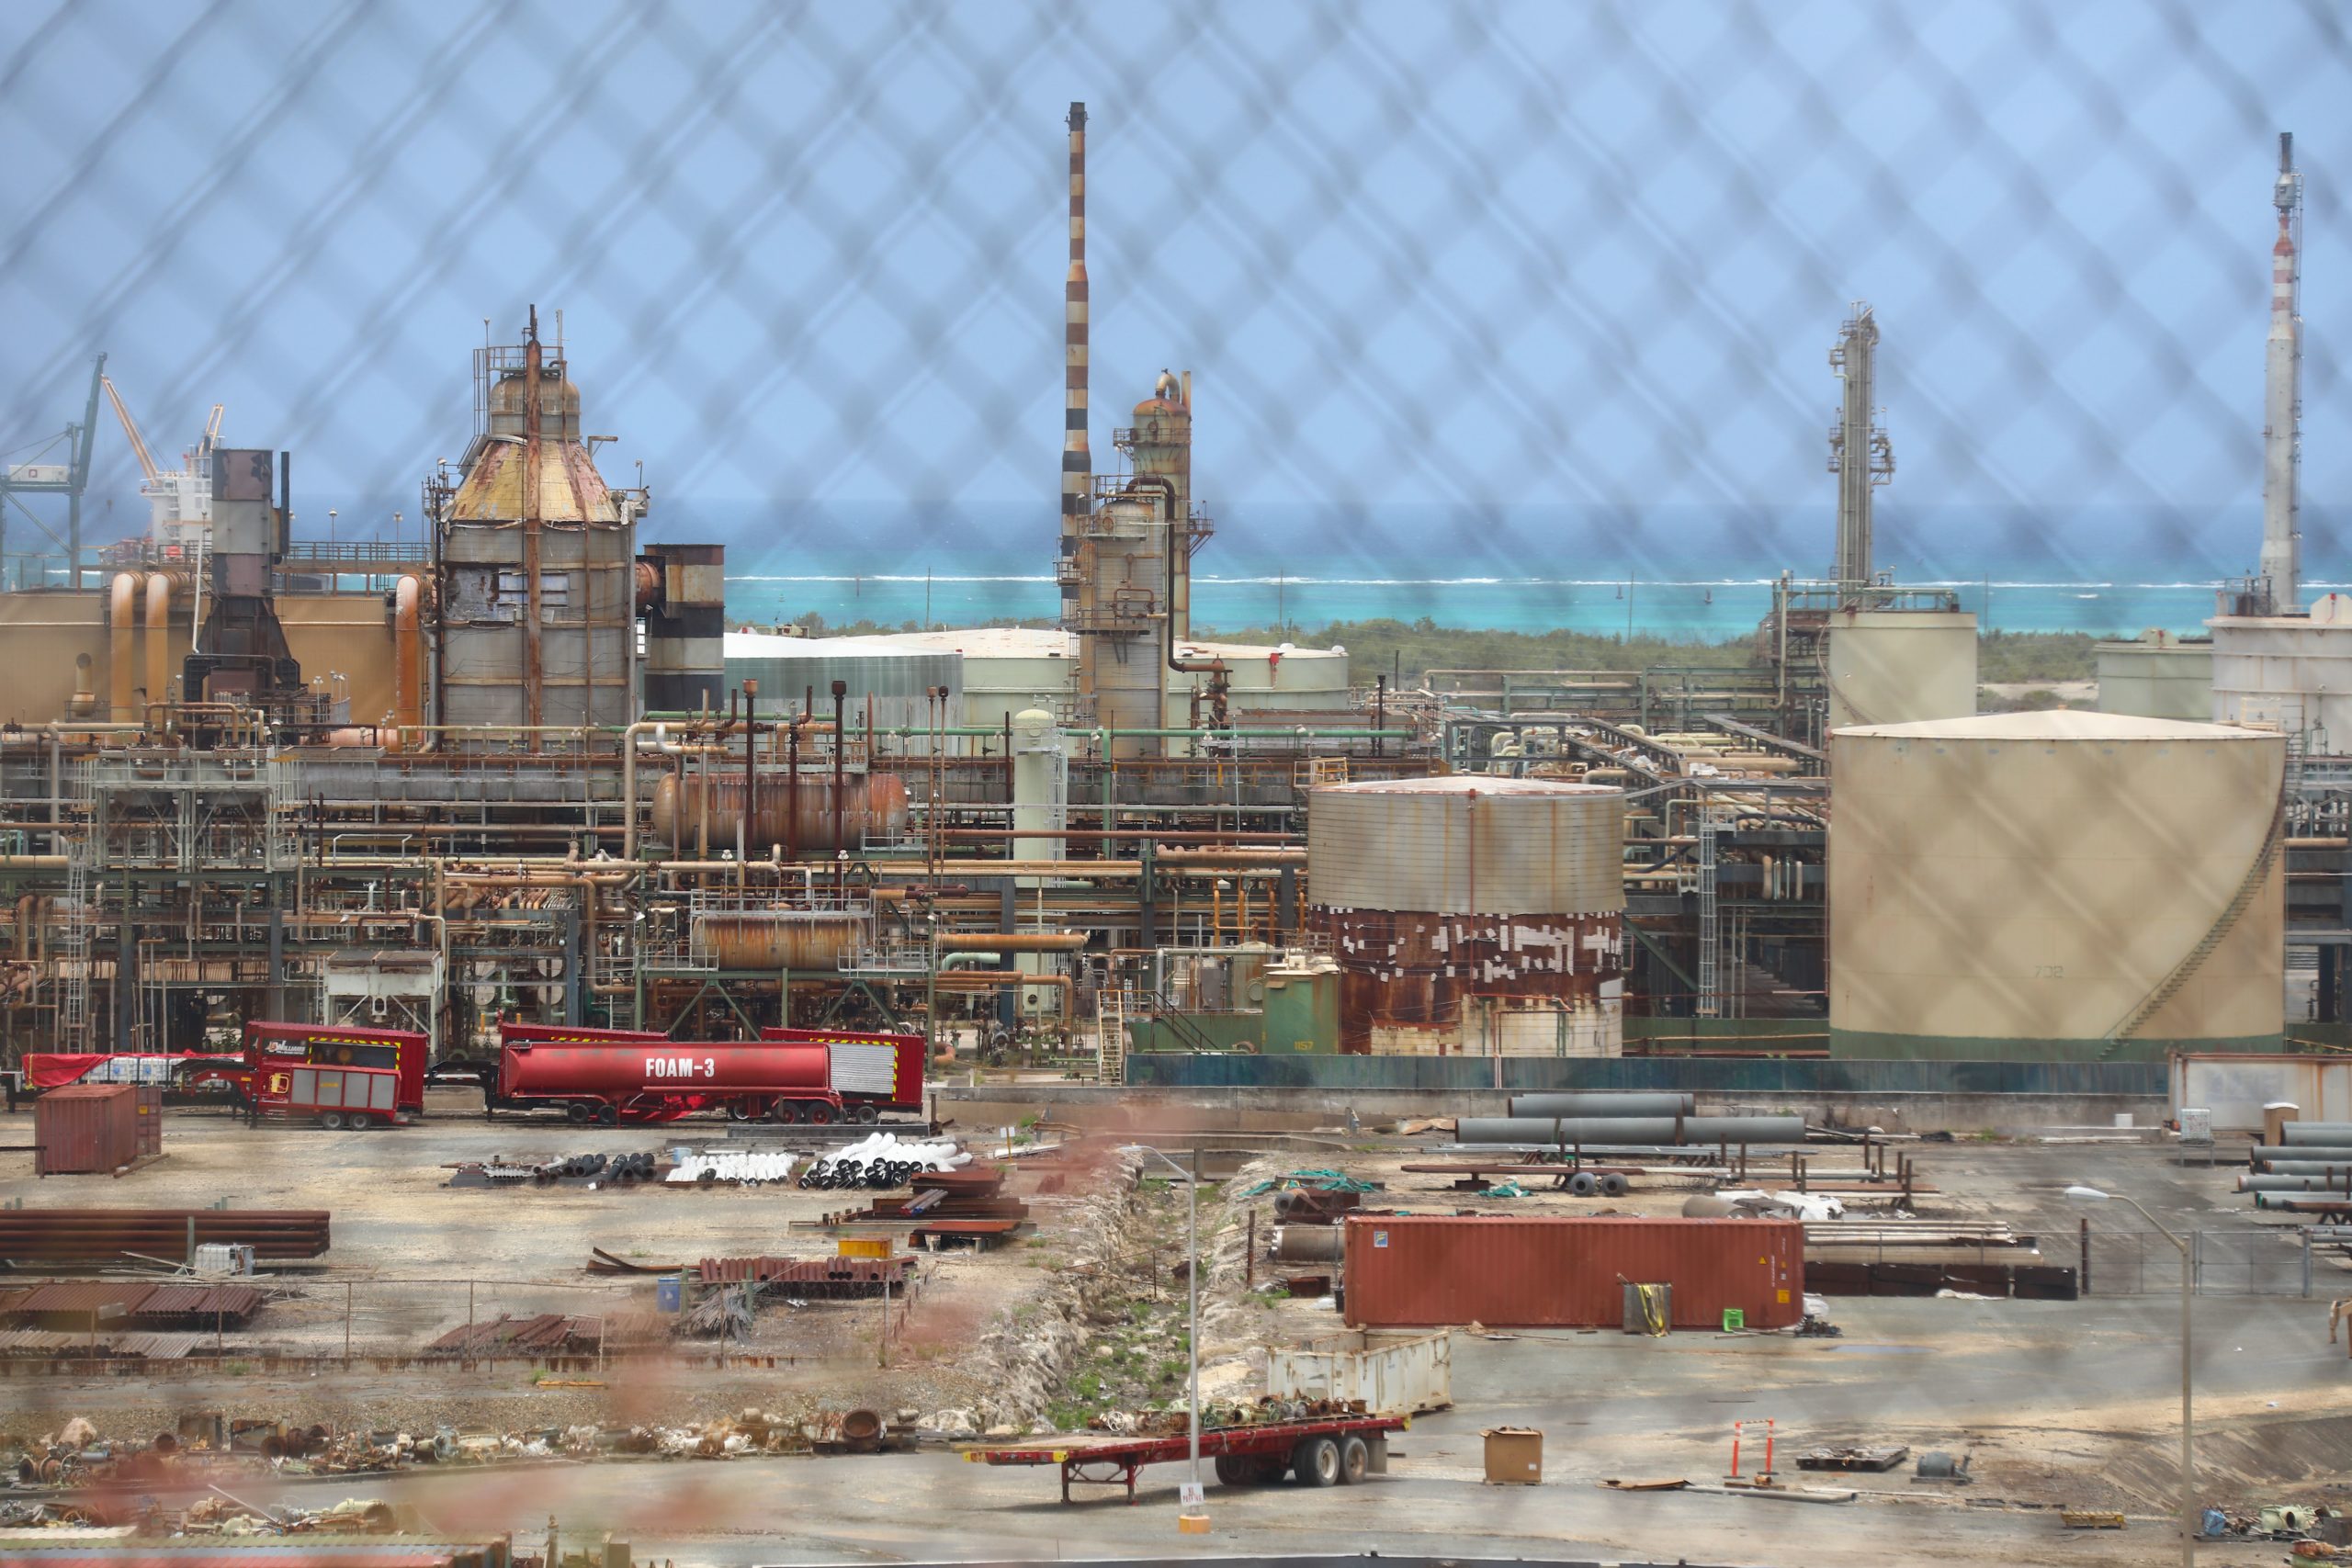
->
[[1261, 956, 1340, 1055]]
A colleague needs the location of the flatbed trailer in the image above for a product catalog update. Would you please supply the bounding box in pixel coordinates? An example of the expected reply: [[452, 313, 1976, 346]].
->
[[962, 1413, 1408, 1502]]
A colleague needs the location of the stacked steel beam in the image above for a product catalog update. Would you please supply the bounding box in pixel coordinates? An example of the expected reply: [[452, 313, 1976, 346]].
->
[[0, 1209, 329, 1263]]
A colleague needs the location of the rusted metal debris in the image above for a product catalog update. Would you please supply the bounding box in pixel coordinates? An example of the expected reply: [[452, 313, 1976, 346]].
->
[[1795, 1443, 1911, 1472], [425, 1313, 603, 1357], [694, 1256, 916, 1292]]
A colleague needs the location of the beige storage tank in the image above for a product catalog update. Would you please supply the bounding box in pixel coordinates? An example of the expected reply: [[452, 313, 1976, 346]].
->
[[1828, 710, 2284, 1061], [2095, 629, 2213, 721], [1825, 609, 1977, 729], [1306, 777, 1625, 1055]]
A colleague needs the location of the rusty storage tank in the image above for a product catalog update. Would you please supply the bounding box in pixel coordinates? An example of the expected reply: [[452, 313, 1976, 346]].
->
[[650, 773, 910, 854], [436, 323, 636, 736], [1340, 1214, 1803, 1330], [36, 1083, 144, 1176], [690, 909, 865, 970], [1306, 777, 1625, 1054]]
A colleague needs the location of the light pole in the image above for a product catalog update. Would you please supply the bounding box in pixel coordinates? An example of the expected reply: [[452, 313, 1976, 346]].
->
[[2067, 1185, 2194, 1565], [1129, 1143, 1205, 1529]]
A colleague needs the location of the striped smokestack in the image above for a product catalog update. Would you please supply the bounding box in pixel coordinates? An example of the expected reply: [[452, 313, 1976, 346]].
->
[[1061, 101, 1090, 596]]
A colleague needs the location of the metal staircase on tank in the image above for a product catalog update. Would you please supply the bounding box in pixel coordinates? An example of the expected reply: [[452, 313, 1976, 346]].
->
[[1095, 986, 1127, 1084], [2101, 785, 2288, 1056]]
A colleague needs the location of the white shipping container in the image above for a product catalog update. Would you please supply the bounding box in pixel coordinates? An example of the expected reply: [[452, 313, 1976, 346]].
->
[[1268, 1329, 1452, 1415]]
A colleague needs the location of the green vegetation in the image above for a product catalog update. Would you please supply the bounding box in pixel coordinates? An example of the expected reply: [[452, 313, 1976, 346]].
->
[[1975, 630, 2098, 684]]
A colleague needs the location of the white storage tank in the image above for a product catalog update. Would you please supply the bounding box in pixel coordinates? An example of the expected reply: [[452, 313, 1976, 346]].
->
[[1306, 777, 1625, 1055], [2208, 592, 2352, 743], [2095, 629, 2213, 721], [1824, 608, 1978, 729], [1828, 710, 2285, 1061]]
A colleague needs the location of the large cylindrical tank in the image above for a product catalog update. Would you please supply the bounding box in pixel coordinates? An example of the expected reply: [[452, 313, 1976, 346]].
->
[[691, 912, 864, 970], [2094, 630, 2213, 721], [649, 772, 909, 853], [499, 1043, 829, 1100], [1828, 711, 2286, 1061], [641, 543, 726, 715], [1823, 609, 1977, 728], [1306, 777, 1625, 1055]]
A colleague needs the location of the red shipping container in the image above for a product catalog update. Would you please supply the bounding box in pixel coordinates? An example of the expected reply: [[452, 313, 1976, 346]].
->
[[34, 1084, 142, 1176], [132, 1083, 162, 1156], [1342, 1214, 1804, 1331]]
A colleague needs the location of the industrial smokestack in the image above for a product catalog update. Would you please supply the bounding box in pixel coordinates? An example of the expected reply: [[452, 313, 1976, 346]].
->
[[1061, 101, 1091, 599], [2259, 130, 2303, 615]]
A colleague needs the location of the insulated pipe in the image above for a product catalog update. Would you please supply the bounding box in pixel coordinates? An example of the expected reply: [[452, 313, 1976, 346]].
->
[[1455, 1115, 1807, 1146], [2280, 1122, 2352, 1145], [1509, 1092, 1696, 1119], [2251, 1145, 2352, 1163], [935, 931, 1089, 953], [2256, 1160, 2352, 1177], [2235, 1173, 2352, 1192], [143, 570, 178, 713], [391, 573, 424, 748], [108, 572, 140, 721], [1155, 847, 1308, 868], [1272, 1226, 1342, 1263]]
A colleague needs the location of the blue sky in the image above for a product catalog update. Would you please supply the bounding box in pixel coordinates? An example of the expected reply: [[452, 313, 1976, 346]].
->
[[0, 0, 2343, 582]]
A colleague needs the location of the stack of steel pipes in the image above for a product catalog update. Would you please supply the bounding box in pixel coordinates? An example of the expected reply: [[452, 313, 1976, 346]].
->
[[2241, 1122, 2352, 1209], [0, 1208, 331, 1263], [1455, 1091, 1807, 1149]]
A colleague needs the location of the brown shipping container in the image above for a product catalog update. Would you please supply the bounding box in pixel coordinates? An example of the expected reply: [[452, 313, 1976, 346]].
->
[[34, 1084, 141, 1176], [1342, 1214, 1804, 1330], [133, 1084, 162, 1156]]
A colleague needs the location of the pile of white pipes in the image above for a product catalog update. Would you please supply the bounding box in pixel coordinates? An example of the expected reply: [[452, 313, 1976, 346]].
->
[[666, 1149, 797, 1185]]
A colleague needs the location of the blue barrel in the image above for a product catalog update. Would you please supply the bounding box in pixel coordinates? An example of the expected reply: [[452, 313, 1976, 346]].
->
[[656, 1274, 683, 1312]]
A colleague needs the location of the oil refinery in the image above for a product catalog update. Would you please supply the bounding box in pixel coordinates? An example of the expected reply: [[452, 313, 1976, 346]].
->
[[2, 96, 2348, 1568]]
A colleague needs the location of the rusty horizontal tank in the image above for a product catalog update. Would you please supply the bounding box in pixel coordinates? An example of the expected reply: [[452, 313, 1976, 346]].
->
[[650, 772, 909, 854], [691, 911, 864, 970]]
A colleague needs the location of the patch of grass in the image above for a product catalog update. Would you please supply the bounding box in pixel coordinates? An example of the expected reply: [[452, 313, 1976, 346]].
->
[[1157, 1358, 1187, 1385]]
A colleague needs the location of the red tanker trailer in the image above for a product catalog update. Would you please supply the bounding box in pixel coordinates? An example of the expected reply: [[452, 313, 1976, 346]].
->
[[492, 1030, 924, 1126]]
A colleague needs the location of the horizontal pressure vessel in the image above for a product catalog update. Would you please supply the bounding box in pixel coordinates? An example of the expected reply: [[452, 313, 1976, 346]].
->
[[1456, 1115, 1806, 1146], [500, 1043, 829, 1100], [1507, 1092, 1696, 1119], [2280, 1122, 2352, 1145]]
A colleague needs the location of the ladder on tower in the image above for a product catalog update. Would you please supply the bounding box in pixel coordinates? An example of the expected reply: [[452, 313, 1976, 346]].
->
[[59, 846, 93, 1053], [1095, 985, 1128, 1085], [1694, 810, 1723, 1018]]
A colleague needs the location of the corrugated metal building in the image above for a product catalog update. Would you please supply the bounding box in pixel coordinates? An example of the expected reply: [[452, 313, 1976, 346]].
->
[[722, 630, 964, 746]]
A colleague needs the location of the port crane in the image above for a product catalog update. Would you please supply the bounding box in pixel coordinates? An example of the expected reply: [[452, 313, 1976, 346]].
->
[[0, 354, 107, 589]]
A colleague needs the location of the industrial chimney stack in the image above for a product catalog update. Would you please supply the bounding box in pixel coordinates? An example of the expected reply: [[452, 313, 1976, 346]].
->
[[1827, 302, 1894, 604], [1060, 102, 1091, 602], [2259, 130, 2303, 616]]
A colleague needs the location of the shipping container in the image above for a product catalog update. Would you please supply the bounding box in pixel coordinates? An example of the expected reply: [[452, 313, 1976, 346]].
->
[[132, 1083, 162, 1156], [34, 1084, 142, 1175], [1341, 1214, 1804, 1331]]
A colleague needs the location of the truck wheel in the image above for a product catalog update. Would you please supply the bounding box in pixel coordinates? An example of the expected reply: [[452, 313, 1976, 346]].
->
[[854, 1104, 878, 1124], [595, 1105, 619, 1127], [319, 1111, 345, 1130], [345, 1115, 371, 1132], [1338, 1434, 1370, 1484], [771, 1101, 802, 1124], [1567, 1171, 1600, 1197], [728, 1101, 757, 1122], [1599, 1173, 1630, 1197], [808, 1103, 835, 1125], [1214, 1455, 1253, 1486], [566, 1103, 592, 1125], [1293, 1436, 1340, 1488]]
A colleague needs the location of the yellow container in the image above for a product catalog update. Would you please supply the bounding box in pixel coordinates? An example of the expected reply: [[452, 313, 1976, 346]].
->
[[837, 1237, 892, 1259]]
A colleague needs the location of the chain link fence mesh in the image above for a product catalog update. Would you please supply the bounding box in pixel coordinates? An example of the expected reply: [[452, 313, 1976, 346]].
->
[[2, 0, 2343, 632]]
